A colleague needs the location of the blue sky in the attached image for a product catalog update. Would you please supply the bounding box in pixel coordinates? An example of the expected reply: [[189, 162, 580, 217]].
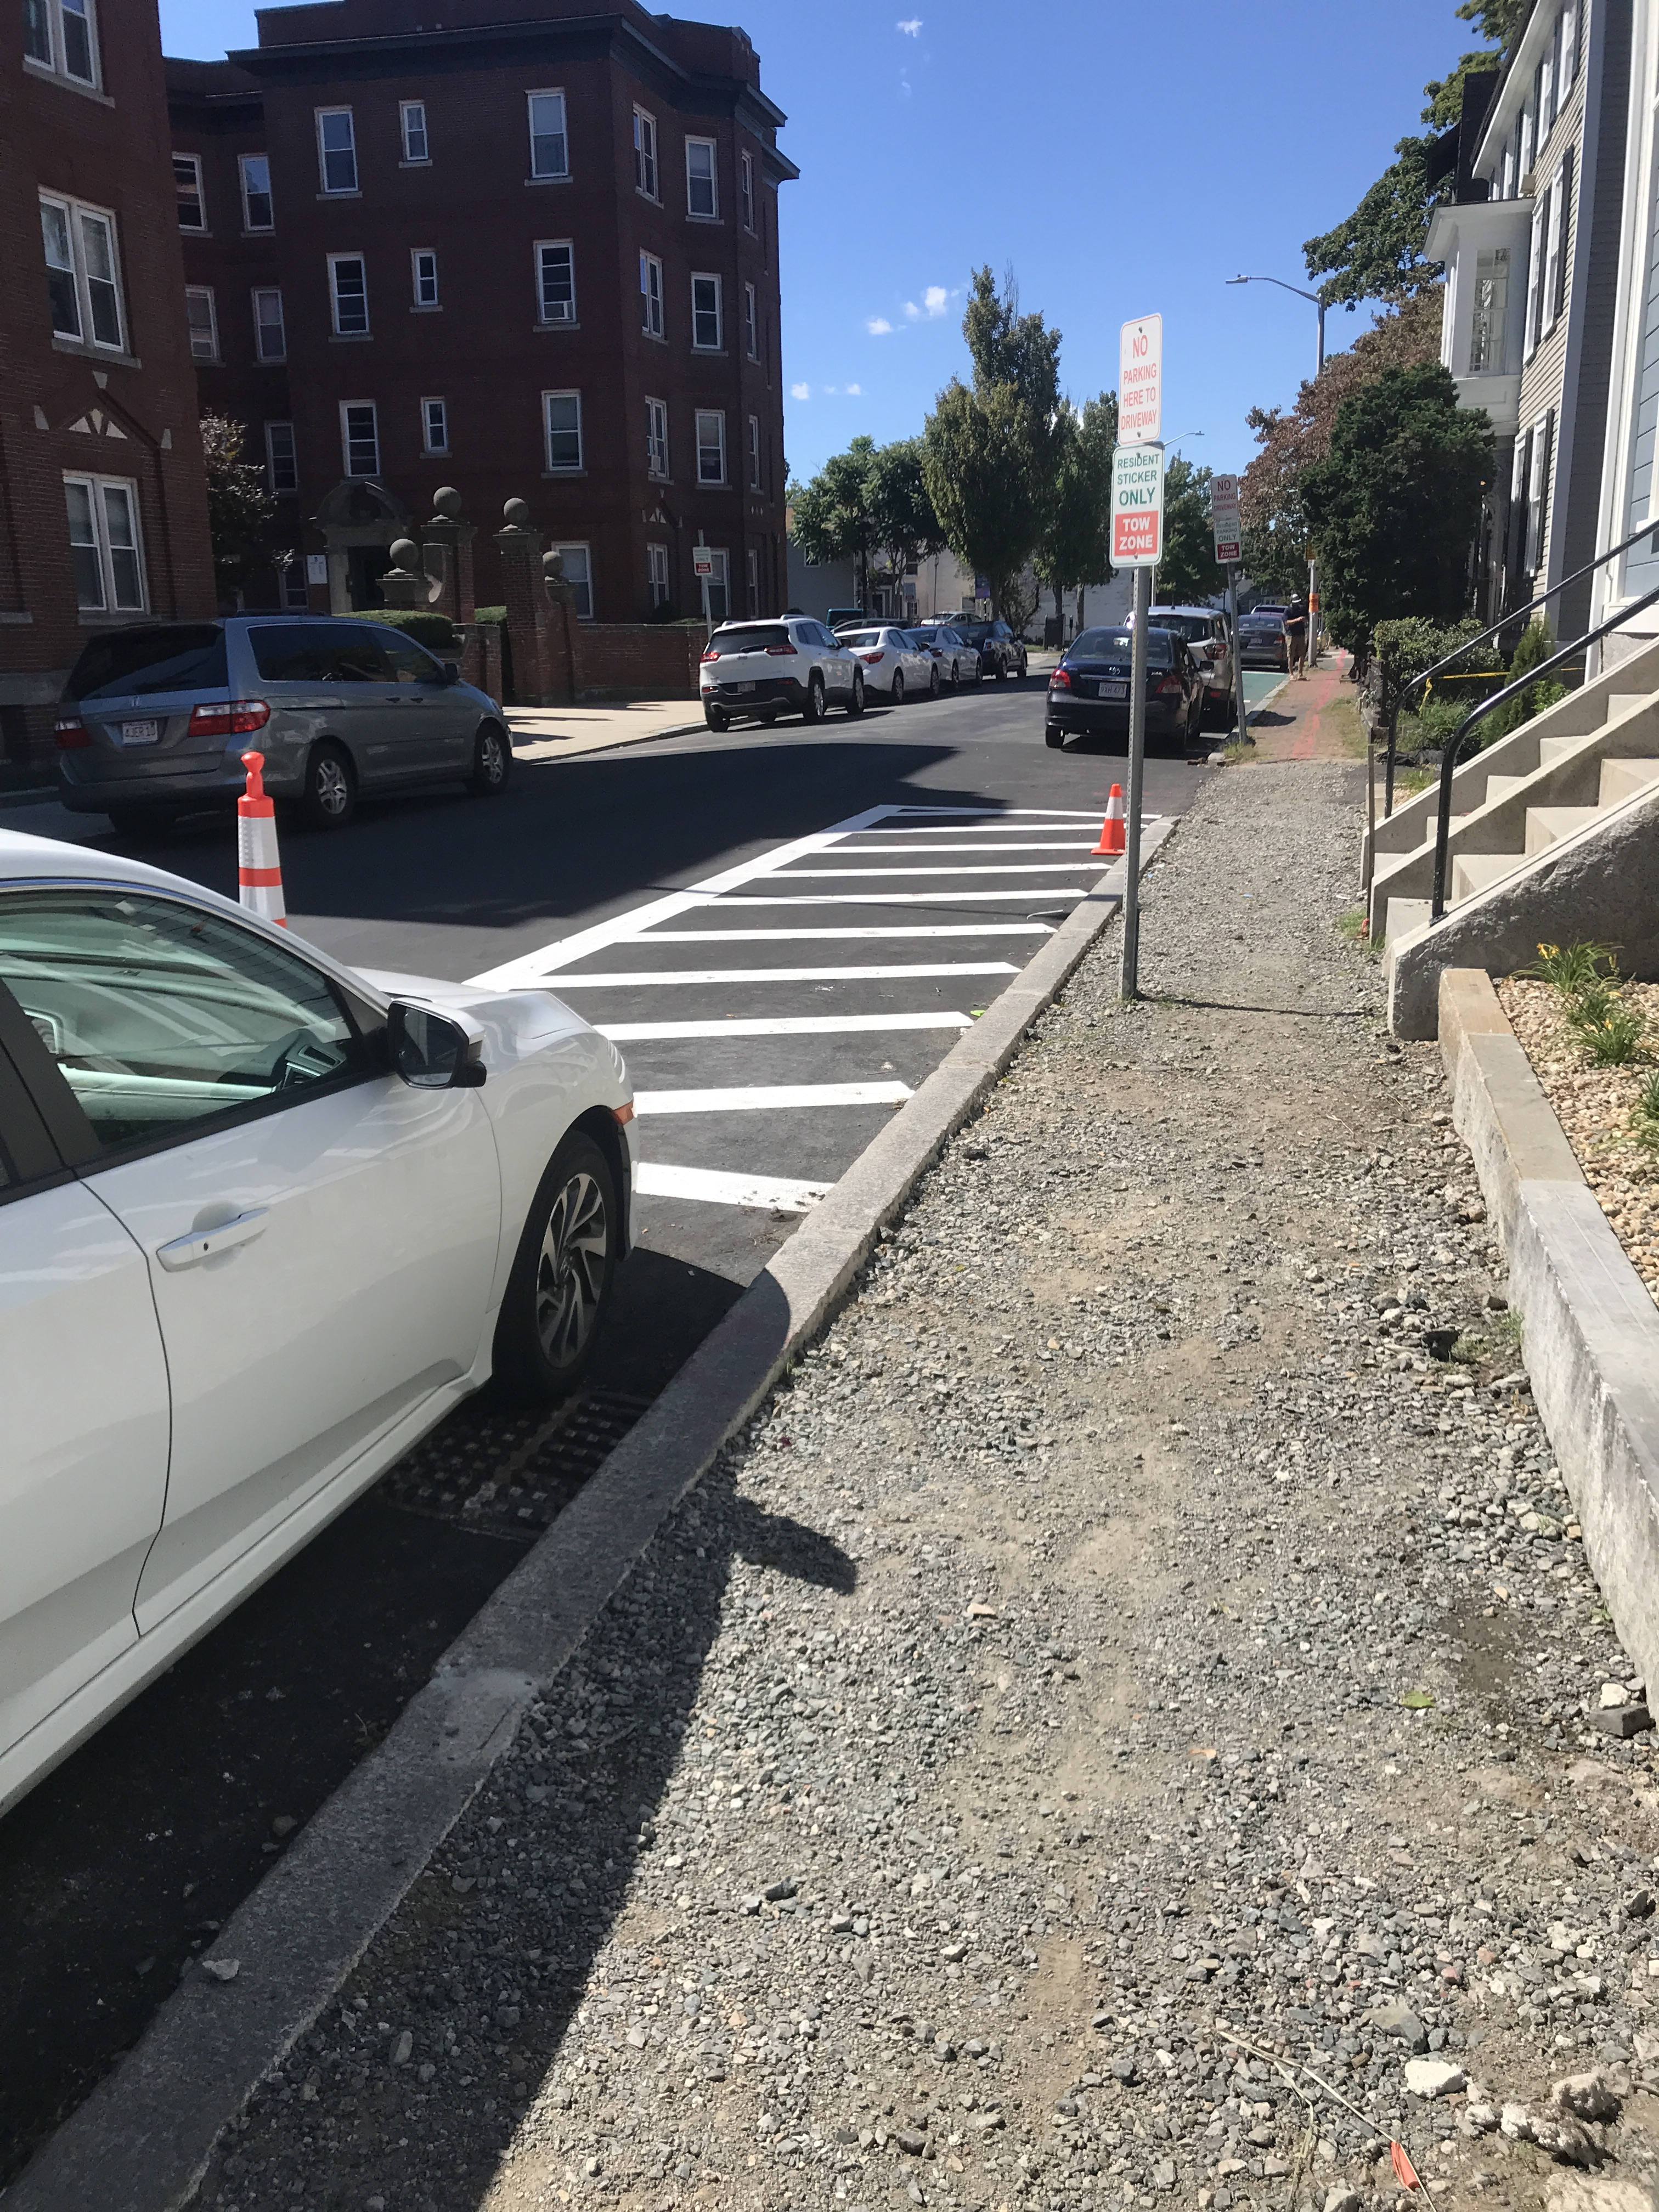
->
[[159, 0, 1475, 486]]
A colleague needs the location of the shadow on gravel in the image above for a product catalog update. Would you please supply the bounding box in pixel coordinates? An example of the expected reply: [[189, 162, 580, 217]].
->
[[0, 1243, 744, 2187], [203, 1464, 856, 2210], [1147, 994, 1372, 1020]]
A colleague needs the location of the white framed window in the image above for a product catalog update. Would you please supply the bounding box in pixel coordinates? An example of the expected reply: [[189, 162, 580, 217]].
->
[[1539, 42, 1555, 139], [1546, 148, 1572, 332], [24, 0, 98, 85], [40, 194, 124, 351], [744, 280, 758, 360], [253, 286, 286, 362], [1520, 95, 1536, 183], [740, 150, 754, 232], [184, 286, 218, 360], [1509, 423, 1532, 576], [412, 247, 439, 308], [696, 408, 726, 484], [537, 240, 575, 324], [646, 395, 669, 478], [402, 100, 429, 163], [543, 389, 583, 472], [746, 544, 759, 616], [317, 108, 358, 194], [329, 252, 369, 336], [691, 272, 722, 351], [702, 545, 730, 623], [747, 412, 761, 490], [1468, 247, 1509, 373], [1560, 0, 1580, 94], [1525, 409, 1553, 573], [634, 108, 658, 198], [647, 541, 670, 608], [174, 154, 206, 232], [240, 153, 274, 232], [340, 400, 380, 478], [1525, 187, 1547, 359], [527, 89, 568, 180], [640, 250, 664, 338], [265, 420, 298, 494], [422, 396, 448, 454], [551, 542, 592, 619], [64, 473, 144, 612], [686, 136, 718, 218]]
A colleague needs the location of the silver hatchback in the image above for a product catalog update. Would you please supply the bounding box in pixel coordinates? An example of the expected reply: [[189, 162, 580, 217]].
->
[[54, 615, 512, 833]]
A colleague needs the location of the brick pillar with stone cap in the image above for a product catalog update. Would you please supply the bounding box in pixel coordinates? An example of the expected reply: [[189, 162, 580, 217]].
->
[[542, 548, 582, 703], [421, 486, 476, 622], [494, 499, 554, 705]]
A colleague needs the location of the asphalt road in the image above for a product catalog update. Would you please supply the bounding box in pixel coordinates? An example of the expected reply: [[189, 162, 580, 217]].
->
[[0, 673, 1212, 2180]]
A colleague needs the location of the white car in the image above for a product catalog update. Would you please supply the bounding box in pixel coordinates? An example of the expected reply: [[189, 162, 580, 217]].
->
[[838, 625, 935, 704], [1142, 605, 1236, 726], [0, 827, 636, 1815], [906, 624, 983, 691], [699, 617, 864, 731]]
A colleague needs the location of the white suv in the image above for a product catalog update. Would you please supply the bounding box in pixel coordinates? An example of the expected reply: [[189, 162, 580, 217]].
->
[[699, 618, 864, 731]]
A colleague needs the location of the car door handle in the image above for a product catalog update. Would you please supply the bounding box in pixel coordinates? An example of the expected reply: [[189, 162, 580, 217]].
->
[[155, 1208, 270, 1271]]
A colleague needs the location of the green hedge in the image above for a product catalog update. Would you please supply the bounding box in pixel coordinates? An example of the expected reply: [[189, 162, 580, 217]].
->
[[471, 605, 506, 625], [370, 608, 456, 651]]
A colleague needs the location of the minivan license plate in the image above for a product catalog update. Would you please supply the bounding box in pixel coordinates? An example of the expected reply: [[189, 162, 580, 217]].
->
[[120, 719, 160, 746]]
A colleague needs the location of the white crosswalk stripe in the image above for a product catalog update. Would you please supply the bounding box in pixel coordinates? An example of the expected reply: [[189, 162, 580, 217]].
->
[[598, 1012, 972, 1041], [634, 1081, 913, 1113], [545, 963, 1019, 988]]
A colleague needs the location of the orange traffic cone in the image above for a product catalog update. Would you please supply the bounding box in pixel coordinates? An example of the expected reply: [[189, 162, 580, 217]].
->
[[238, 750, 287, 926], [1091, 785, 1126, 858]]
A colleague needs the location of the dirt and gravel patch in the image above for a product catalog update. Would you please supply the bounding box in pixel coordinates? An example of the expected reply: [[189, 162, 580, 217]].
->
[[190, 764, 1659, 2212], [1495, 978, 1659, 1313]]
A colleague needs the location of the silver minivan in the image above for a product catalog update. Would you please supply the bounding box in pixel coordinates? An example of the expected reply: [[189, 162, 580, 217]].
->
[[54, 616, 512, 833]]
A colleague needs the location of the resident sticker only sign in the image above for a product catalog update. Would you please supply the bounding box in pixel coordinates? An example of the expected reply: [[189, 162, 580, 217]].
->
[[1119, 314, 1163, 446], [1111, 442, 1164, 568], [1211, 472, 1243, 566]]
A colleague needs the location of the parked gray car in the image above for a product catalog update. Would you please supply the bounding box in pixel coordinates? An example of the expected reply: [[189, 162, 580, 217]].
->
[[54, 616, 512, 834]]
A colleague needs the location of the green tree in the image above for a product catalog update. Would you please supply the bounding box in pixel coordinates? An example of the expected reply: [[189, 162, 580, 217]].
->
[[866, 437, 944, 607], [200, 413, 275, 600], [1155, 458, 1226, 607], [1299, 363, 1493, 650], [787, 433, 881, 607], [1035, 392, 1116, 635], [1303, 134, 1445, 312]]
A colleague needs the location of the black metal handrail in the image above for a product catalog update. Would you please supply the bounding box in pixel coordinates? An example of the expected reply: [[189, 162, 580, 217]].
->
[[1383, 516, 1659, 815], [1429, 571, 1659, 918]]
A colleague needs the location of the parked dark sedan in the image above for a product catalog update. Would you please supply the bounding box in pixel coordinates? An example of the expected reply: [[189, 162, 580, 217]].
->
[[1044, 624, 1205, 752], [950, 618, 1028, 680], [1237, 611, 1290, 672]]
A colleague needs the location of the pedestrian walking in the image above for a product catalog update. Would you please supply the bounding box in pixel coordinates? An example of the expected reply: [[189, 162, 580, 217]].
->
[[1283, 598, 1309, 679]]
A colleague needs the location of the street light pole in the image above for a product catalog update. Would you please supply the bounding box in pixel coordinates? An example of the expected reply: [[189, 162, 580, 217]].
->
[[1228, 273, 1328, 660]]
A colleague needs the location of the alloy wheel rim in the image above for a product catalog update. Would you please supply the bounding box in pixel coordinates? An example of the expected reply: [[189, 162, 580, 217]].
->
[[317, 759, 348, 813], [532, 1170, 607, 1365], [481, 731, 504, 783]]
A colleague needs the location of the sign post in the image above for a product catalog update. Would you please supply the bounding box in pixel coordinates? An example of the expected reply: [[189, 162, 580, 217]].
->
[[693, 535, 714, 629], [1210, 472, 1249, 743], [1110, 374, 1165, 1002]]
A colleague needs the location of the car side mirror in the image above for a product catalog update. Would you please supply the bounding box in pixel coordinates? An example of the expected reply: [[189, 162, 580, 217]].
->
[[435, 661, 461, 685], [387, 999, 487, 1087]]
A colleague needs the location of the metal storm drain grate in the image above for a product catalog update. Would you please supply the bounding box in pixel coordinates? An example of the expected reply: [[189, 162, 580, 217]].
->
[[377, 1388, 653, 1543]]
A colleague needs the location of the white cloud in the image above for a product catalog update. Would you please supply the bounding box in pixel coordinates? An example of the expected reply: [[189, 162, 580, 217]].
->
[[790, 381, 810, 400], [821, 383, 838, 394], [867, 315, 894, 336], [845, 382, 864, 396], [897, 15, 922, 31], [903, 301, 920, 321], [922, 284, 947, 317]]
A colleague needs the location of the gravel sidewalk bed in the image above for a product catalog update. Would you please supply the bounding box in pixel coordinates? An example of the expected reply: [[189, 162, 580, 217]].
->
[[1494, 978, 1659, 1313], [200, 764, 1659, 2212]]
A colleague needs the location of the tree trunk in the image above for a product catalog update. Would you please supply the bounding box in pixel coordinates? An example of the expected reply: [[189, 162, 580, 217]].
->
[[1075, 584, 1085, 636]]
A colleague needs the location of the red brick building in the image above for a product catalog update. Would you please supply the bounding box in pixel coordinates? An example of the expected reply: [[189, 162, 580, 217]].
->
[[168, 0, 798, 625], [1, 0, 216, 774]]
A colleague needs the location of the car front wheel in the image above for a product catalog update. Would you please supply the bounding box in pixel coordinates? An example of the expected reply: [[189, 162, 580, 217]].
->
[[492, 1130, 618, 1402], [466, 723, 511, 796], [302, 741, 356, 830], [992, 658, 1007, 682]]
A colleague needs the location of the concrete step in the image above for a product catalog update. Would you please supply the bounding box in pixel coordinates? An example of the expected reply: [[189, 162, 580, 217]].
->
[[1607, 692, 1653, 721], [1485, 772, 1528, 805], [1601, 755, 1659, 804], [1451, 850, 1522, 903], [1385, 895, 1432, 947], [1525, 805, 1600, 854], [1539, 733, 1587, 766]]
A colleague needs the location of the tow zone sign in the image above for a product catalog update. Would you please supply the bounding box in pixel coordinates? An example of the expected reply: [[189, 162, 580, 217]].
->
[[1111, 442, 1164, 568]]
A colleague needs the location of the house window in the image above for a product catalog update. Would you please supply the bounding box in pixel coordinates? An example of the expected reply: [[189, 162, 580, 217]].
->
[[174, 155, 206, 232], [551, 543, 592, 618], [1525, 185, 1548, 358], [696, 408, 726, 484], [1469, 247, 1509, 373], [184, 286, 218, 360], [40, 194, 124, 351], [64, 474, 145, 612], [1545, 148, 1572, 331], [746, 544, 759, 616], [317, 108, 358, 194], [1519, 95, 1535, 183], [640, 251, 664, 337], [340, 400, 380, 478], [1538, 42, 1554, 139], [253, 286, 286, 362], [647, 541, 669, 608], [240, 154, 274, 232], [686, 137, 718, 218], [646, 396, 669, 478], [329, 253, 369, 336], [1525, 411, 1553, 573], [740, 150, 754, 231], [1561, 0, 1580, 93], [422, 397, 448, 454], [537, 240, 575, 324], [402, 100, 428, 162], [691, 273, 722, 351], [265, 420, 298, 494], [543, 390, 582, 471], [701, 546, 729, 623], [747, 413, 761, 490], [634, 108, 657, 198], [412, 248, 439, 308], [744, 281, 758, 360], [25, 0, 98, 84], [528, 90, 568, 180], [282, 557, 309, 608]]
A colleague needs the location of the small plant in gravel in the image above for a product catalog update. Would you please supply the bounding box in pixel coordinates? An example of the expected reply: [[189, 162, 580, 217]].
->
[[1634, 1071, 1659, 1156], [1570, 991, 1650, 1066], [1522, 940, 1621, 996]]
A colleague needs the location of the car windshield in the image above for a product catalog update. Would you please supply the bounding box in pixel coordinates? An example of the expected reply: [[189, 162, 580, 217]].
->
[[1144, 613, 1213, 644], [1073, 628, 1173, 666], [709, 627, 789, 655], [67, 625, 228, 700]]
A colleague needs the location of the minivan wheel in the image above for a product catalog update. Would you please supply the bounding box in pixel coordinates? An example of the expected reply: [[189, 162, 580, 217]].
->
[[492, 1130, 617, 1402], [302, 741, 356, 830], [466, 722, 511, 796]]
